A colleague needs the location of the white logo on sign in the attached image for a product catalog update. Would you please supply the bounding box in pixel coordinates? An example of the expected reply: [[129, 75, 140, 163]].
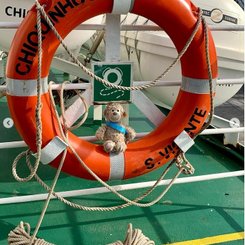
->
[[100, 67, 125, 99]]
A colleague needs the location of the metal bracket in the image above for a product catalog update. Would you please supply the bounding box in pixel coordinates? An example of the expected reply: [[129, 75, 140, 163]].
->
[[174, 131, 195, 153], [112, 0, 134, 14]]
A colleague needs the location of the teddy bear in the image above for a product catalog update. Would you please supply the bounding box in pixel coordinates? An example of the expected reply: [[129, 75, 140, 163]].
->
[[95, 103, 136, 153]]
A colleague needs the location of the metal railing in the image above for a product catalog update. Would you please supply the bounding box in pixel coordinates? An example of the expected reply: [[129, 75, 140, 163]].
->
[[0, 170, 244, 205], [0, 22, 244, 31], [0, 78, 244, 93]]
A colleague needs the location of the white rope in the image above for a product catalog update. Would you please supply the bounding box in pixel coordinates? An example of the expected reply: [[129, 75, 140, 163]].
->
[[29, 153, 180, 211], [194, 16, 214, 136], [30, 150, 68, 243], [9, 5, 67, 245], [108, 224, 155, 245], [11, 3, 43, 183], [8, 222, 54, 245], [59, 81, 89, 131]]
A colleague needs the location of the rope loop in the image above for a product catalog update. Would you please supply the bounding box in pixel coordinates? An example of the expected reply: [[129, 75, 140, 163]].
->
[[59, 81, 89, 131], [196, 14, 214, 136], [8, 222, 54, 245], [109, 223, 155, 245], [12, 150, 36, 182]]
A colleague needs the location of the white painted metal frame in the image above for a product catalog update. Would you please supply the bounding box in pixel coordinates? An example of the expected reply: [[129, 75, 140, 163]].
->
[[0, 170, 244, 205], [0, 127, 244, 150], [0, 78, 243, 92], [0, 22, 244, 31], [93, 14, 121, 122]]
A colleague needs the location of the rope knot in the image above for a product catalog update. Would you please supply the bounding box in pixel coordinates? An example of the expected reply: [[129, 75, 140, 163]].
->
[[8, 222, 54, 245], [175, 153, 195, 175], [109, 223, 155, 245]]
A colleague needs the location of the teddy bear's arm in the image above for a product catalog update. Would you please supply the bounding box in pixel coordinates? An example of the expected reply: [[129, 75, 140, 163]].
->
[[95, 125, 107, 141], [125, 126, 136, 142]]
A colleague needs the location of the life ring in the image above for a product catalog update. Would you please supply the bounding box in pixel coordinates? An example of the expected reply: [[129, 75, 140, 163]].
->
[[6, 0, 217, 181]]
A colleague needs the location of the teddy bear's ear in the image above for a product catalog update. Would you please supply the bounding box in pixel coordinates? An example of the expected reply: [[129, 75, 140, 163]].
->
[[123, 111, 127, 117]]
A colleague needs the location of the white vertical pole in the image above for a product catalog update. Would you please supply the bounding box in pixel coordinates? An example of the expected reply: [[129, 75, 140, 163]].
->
[[93, 14, 130, 123], [106, 14, 129, 124], [0, 55, 4, 79], [105, 14, 121, 62]]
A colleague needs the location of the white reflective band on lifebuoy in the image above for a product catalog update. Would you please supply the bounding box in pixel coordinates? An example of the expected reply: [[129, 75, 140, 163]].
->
[[181, 76, 217, 94], [174, 131, 194, 153], [33, 136, 68, 165], [112, 0, 134, 14], [109, 152, 125, 180], [6, 77, 48, 96]]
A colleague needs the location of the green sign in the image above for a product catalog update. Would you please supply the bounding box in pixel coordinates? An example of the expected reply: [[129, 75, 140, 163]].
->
[[92, 62, 132, 104]]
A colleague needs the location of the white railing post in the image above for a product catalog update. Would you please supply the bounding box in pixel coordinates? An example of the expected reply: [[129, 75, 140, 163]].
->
[[93, 14, 130, 124], [93, 14, 122, 121]]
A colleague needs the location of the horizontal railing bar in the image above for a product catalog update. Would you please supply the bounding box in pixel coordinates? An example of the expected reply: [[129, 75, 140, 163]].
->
[[0, 170, 243, 205], [133, 78, 244, 87], [201, 127, 244, 135], [50, 83, 91, 90], [0, 78, 243, 92], [0, 22, 244, 31], [215, 78, 244, 85], [0, 22, 19, 29], [0, 128, 244, 149], [208, 25, 244, 31]]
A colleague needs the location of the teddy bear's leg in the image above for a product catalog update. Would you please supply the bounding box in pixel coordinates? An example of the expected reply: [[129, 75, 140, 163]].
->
[[103, 140, 116, 153], [114, 141, 127, 153]]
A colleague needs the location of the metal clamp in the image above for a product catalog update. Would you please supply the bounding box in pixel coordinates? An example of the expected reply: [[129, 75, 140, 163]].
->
[[112, 0, 135, 14], [174, 130, 194, 153]]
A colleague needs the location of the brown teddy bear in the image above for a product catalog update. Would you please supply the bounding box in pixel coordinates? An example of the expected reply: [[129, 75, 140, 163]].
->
[[95, 103, 136, 153]]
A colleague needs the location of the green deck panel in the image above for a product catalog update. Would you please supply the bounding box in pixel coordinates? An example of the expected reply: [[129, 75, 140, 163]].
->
[[0, 98, 244, 245], [0, 154, 243, 245]]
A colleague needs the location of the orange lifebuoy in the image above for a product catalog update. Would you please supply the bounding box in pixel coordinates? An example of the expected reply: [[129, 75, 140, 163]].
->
[[6, 0, 217, 181]]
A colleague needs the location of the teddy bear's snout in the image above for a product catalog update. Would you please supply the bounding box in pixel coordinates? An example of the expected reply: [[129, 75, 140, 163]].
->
[[110, 110, 121, 122]]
